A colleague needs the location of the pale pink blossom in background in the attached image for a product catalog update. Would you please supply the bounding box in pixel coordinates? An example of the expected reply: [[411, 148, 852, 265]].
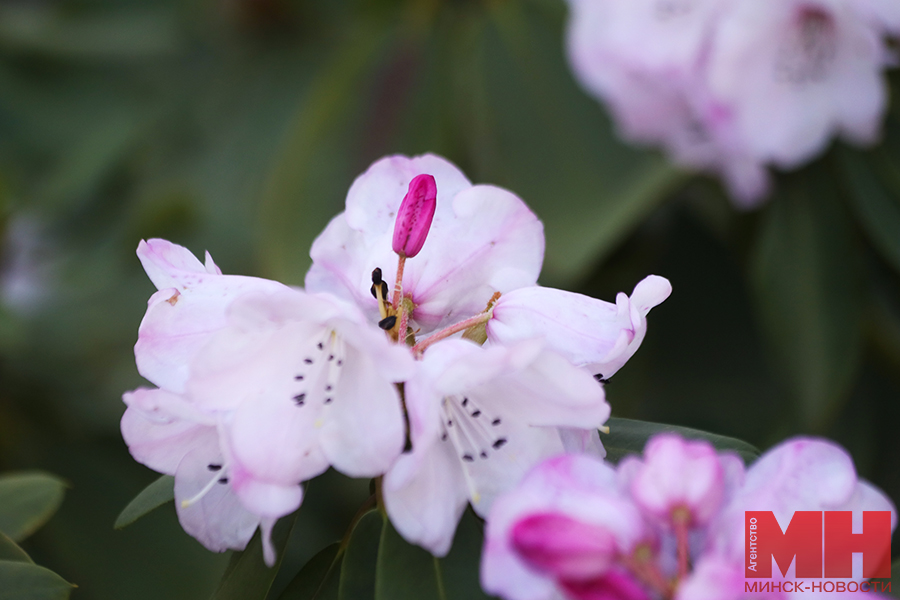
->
[[565, 0, 900, 206]]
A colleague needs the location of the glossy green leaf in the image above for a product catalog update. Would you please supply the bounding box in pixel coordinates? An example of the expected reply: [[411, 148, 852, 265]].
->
[[338, 511, 383, 600], [750, 166, 864, 431], [374, 519, 444, 600], [439, 509, 497, 600], [0, 560, 74, 600], [603, 418, 760, 465], [838, 148, 900, 274], [0, 472, 66, 542], [114, 475, 175, 529], [0, 531, 32, 563], [279, 543, 342, 600], [210, 512, 300, 600]]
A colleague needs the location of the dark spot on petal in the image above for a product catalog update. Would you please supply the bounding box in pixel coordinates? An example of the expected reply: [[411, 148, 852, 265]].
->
[[462, 454, 474, 462], [480, 451, 488, 459], [462, 398, 469, 407], [441, 433, 448, 441], [493, 438, 508, 450], [294, 375, 304, 381], [471, 410, 481, 418], [294, 393, 306, 405], [447, 420, 453, 427], [317, 342, 324, 350], [492, 418, 501, 426], [325, 397, 333, 404], [328, 354, 334, 361], [218, 477, 229, 484], [304, 358, 314, 364], [325, 385, 332, 391], [207, 464, 222, 471], [337, 360, 343, 366]]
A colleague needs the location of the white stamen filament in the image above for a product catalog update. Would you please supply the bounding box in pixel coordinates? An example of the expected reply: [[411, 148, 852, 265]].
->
[[181, 468, 227, 508]]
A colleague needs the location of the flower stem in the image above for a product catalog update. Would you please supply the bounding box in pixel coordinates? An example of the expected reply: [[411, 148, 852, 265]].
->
[[392, 255, 406, 310], [412, 311, 493, 356], [672, 509, 691, 580]]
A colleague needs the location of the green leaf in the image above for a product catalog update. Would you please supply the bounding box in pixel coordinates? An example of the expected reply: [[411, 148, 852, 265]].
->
[[439, 510, 497, 600], [339, 511, 384, 600], [210, 512, 300, 600], [279, 543, 343, 600], [0, 472, 66, 542], [374, 519, 444, 600], [0, 560, 74, 600], [0, 531, 32, 563], [114, 475, 175, 529], [751, 165, 864, 431], [603, 417, 760, 465], [838, 148, 900, 274]]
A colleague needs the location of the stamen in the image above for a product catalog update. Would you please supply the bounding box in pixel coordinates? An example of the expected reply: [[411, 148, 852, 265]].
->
[[181, 469, 227, 508]]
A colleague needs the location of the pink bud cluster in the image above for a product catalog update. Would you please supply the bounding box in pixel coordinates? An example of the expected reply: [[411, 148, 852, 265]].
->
[[482, 433, 897, 600]]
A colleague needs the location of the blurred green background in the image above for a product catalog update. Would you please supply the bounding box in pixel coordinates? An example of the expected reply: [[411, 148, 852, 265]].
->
[[0, 0, 898, 597]]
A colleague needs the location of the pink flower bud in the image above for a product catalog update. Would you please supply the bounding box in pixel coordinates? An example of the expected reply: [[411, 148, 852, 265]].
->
[[511, 513, 617, 581], [392, 174, 437, 258]]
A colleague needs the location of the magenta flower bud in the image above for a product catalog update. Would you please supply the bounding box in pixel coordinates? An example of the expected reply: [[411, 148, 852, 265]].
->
[[511, 513, 617, 581], [392, 174, 437, 258]]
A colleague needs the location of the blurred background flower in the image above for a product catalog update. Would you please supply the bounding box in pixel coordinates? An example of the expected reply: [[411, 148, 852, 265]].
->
[[0, 0, 898, 598]]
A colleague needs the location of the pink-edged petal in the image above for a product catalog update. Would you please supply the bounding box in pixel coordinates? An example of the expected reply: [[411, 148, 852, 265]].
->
[[173, 444, 261, 556], [307, 154, 544, 335], [488, 276, 670, 379], [134, 239, 288, 393], [121, 387, 217, 475], [561, 570, 651, 600], [383, 438, 470, 557]]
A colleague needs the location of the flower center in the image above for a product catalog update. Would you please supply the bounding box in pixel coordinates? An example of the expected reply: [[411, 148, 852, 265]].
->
[[775, 6, 837, 85]]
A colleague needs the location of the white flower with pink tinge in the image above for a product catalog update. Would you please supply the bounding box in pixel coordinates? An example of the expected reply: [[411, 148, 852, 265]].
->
[[481, 434, 897, 600], [121, 152, 669, 564], [565, 0, 900, 206]]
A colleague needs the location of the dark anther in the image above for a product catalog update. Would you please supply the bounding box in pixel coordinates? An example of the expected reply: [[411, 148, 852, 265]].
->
[[293, 393, 306, 405], [207, 464, 222, 471], [218, 477, 229, 484], [379, 316, 397, 330], [493, 438, 508, 450], [492, 418, 501, 426], [370, 268, 389, 300], [462, 454, 475, 462], [594, 373, 610, 384], [372, 267, 383, 285], [304, 358, 314, 364], [471, 410, 481, 418]]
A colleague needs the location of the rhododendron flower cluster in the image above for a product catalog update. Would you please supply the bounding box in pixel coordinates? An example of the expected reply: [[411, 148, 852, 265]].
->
[[482, 433, 897, 600], [565, 0, 900, 205], [120, 153, 670, 563]]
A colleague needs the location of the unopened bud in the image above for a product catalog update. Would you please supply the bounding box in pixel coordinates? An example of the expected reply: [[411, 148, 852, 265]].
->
[[392, 174, 437, 258]]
